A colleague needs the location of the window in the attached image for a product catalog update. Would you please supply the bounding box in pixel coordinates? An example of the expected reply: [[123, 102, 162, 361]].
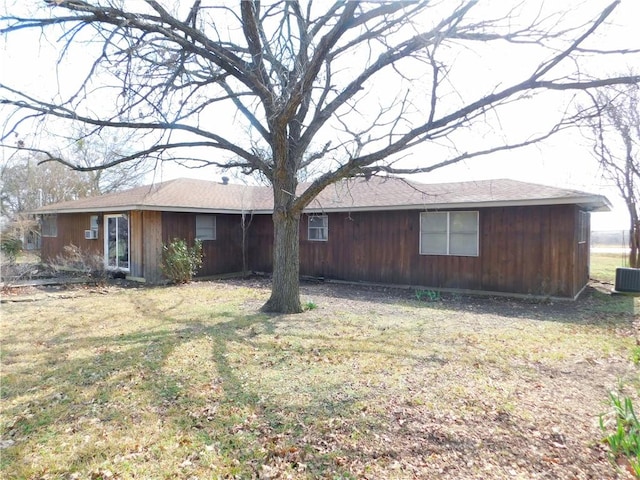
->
[[196, 215, 216, 240], [578, 211, 588, 244], [105, 214, 129, 270], [308, 215, 328, 241], [420, 211, 478, 256], [41, 214, 57, 237], [90, 215, 99, 231]]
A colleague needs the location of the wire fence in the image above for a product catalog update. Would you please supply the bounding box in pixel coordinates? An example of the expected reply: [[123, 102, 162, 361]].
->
[[591, 231, 631, 269], [591, 230, 630, 252]]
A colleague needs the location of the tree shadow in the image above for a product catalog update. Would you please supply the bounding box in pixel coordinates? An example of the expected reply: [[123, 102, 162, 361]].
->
[[2, 281, 636, 478], [2, 303, 418, 477], [301, 279, 637, 328]]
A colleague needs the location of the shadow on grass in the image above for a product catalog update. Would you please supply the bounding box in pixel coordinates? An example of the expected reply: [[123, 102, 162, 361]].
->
[[1, 305, 412, 478], [2, 280, 637, 478], [303, 280, 637, 327]]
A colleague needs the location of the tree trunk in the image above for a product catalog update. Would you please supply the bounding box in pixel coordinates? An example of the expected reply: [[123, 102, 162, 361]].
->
[[261, 123, 304, 313], [261, 209, 302, 313]]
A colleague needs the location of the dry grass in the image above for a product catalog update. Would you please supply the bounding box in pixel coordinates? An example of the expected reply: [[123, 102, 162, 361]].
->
[[1, 277, 639, 479]]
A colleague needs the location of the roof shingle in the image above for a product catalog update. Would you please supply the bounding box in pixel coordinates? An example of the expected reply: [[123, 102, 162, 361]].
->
[[35, 176, 610, 214]]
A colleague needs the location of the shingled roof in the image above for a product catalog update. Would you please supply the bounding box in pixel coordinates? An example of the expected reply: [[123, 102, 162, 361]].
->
[[34, 178, 271, 214], [35, 176, 611, 214], [306, 177, 611, 212]]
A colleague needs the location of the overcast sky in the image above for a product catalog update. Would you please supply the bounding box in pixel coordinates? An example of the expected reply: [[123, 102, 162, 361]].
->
[[1, 0, 639, 230]]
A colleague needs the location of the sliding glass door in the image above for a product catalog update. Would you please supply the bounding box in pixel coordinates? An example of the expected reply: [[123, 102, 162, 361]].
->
[[104, 214, 129, 270]]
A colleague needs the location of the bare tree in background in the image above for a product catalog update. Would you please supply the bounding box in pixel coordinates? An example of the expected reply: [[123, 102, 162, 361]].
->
[[1, 127, 152, 260], [1, 155, 93, 217], [71, 127, 155, 194], [582, 82, 640, 267], [1, 130, 152, 218], [1, 1, 639, 312], [0, 153, 94, 257]]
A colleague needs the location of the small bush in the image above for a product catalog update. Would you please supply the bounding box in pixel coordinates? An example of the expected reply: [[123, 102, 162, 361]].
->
[[600, 392, 640, 477], [160, 238, 203, 284], [1, 233, 23, 263], [415, 289, 440, 302], [1, 262, 38, 286], [49, 244, 107, 281]]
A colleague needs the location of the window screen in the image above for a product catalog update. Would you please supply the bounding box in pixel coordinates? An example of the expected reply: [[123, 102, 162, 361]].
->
[[196, 215, 216, 240]]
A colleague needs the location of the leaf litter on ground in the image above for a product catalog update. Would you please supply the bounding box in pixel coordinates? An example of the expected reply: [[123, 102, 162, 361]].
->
[[1, 278, 638, 479]]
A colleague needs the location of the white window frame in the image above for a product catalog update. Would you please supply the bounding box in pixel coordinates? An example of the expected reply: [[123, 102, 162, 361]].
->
[[420, 211, 479, 256], [308, 214, 328, 242], [196, 214, 216, 241], [89, 215, 99, 238], [90, 215, 99, 231], [578, 210, 588, 244], [104, 213, 130, 271], [41, 214, 58, 237]]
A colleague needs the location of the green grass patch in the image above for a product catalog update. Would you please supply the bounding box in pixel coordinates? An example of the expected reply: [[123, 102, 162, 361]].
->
[[600, 393, 640, 477], [591, 252, 633, 284], [633, 346, 640, 365]]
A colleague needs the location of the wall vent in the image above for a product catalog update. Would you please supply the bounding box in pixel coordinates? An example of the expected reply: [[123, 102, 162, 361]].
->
[[614, 267, 640, 293]]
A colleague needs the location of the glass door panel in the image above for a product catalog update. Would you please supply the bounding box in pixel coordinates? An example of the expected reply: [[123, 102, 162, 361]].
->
[[105, 214, 129, 270]]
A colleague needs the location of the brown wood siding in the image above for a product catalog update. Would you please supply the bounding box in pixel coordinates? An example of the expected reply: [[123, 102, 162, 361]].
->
[[40, 213, 103, 264], [478, 205, 578, 297], [129, 211, 143, 278], [130, 211, 163, 282], [248, 214, 275, 273], [574, 209, 591, 296], [162, 212, 244, 276], [143, 211, 163, 283], [247, 205, 583, 298]]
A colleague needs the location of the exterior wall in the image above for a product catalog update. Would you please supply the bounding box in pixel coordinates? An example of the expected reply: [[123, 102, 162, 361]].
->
[[162, 212, 244, 277], [248, 214, 275, 273], [40, 212, 103, 264], [130, 210, 163, 283], [574, 209, 591, 297], [41, 210, 245, 281], [40, 205, 590, 298], [248, 205, 587, 298], [477, 205, 580, 297]]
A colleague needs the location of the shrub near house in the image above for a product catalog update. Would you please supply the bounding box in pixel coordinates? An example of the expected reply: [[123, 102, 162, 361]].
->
[[161, 239, 203, 284]]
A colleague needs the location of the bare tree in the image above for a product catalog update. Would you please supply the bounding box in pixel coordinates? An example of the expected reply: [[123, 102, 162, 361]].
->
[[0, 152, 94, 258], [581, 82, 640, 267], [1, 129, 152, 218], [0, 155, 93, 217], [1, 1, 639, 312], [71, 127, 155, 194]]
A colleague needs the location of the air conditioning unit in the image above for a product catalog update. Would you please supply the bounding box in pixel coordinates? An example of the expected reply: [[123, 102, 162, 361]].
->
[[84, 229, 98, 240], [614, 267, 640, 293]]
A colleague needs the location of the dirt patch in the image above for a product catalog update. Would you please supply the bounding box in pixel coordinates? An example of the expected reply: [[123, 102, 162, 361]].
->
[[1, 274, 144, 302]]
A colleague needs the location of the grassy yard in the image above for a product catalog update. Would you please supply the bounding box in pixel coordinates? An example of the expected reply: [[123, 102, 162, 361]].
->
[[591, 252, 634, 285], [1, 267, 639, 479]]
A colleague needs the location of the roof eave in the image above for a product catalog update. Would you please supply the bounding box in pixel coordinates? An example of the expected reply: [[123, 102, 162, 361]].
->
[[32, 195, 610, 215], [304, 196, 611, 213], [33, 204, 273, 215]]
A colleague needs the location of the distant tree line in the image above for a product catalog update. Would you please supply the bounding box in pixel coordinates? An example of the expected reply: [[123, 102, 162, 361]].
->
[[591, 230, 632, 249]]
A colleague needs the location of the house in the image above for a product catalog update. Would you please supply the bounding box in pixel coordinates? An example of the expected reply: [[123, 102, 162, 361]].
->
[[34, 176, 610, 299]]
